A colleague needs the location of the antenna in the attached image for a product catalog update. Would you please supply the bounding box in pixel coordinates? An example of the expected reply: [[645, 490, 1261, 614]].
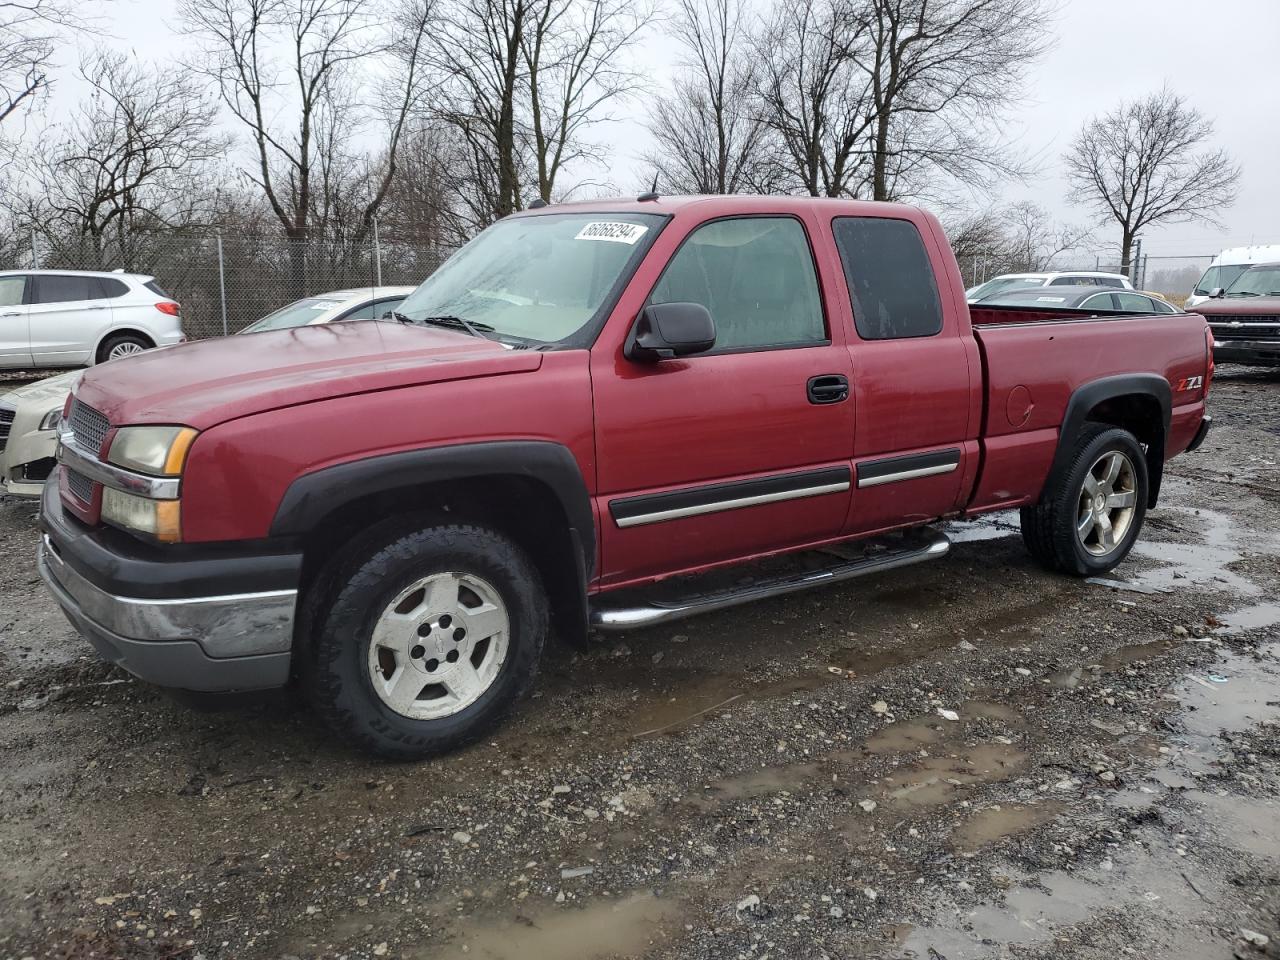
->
[[650, 170, 659, 193]]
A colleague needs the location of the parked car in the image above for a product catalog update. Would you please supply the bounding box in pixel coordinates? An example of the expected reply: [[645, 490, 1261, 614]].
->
[[1185, 245, 1280, 309], [238, 286, 416, 334], [0, 270, 185, 370], [38, 195, 1213, 758], [976, 285, 1180, 314], [1187, 261, 1280, 366], [964, 271, 1133, 303], [0, 287, 414, 498], [0, 370, 79, 496]]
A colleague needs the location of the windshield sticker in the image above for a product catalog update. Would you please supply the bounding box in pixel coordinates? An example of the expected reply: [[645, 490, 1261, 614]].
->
[[575, 221, 648, 245], [310, 302, 340, 310], [1034, 296, 1067, 302]]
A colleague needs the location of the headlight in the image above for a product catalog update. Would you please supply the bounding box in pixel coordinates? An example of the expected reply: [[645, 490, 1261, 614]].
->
[[106, 426, 197, 476], [102, 487, 182, 542], [39, 409, 61, 432]]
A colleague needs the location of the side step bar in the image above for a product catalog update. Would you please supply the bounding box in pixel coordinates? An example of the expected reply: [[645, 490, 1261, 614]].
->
[[589, 529, 951, 632]]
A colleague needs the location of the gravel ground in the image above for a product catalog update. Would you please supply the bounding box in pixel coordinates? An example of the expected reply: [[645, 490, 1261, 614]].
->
[[1, 367, 1278, 960]]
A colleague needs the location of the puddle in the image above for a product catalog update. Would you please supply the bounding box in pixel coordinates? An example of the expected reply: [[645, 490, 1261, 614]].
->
[[428, 894, 683, 960], [1128, 506, 1265, 596], [881, 744, 1026, 808], [945, 511, 1020, 543], [684, 761, 826, 812], [899, 641, 1280, 959], [1214, 600, 1280, 635], [952, 801, 1065, 853]]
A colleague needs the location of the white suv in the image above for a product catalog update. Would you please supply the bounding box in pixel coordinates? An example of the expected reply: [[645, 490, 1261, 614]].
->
[[0, 269, 185, 369], [965, 271, 1134, 303]]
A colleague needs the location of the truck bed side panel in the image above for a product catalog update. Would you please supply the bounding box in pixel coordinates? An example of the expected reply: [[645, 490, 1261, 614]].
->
[[969, 313, 1209, 513]]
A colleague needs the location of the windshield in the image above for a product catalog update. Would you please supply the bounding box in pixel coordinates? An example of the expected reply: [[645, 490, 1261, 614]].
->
[[393, 212, 664, 346], [242, 297, 345, 333], [967, 277, 1044, 300], [1194, 264, 1249, 296], [1223, 265, 1280, 298]]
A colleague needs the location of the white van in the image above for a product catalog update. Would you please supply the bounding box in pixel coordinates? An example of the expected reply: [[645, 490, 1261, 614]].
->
[[1186, 245, 1280, 308]]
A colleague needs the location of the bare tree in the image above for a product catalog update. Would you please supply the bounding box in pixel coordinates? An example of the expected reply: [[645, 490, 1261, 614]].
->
[[0, 0, 76, 125], [645, 0, 769, 194], [1065, 87, 1240, 272], [1000, 201, 1092, 272], [28, 52, 230, 264], [753, 0, 873, 197], [181, 0, 433, 283], [853, 0, 1052, 202], [522, 0, 647, 202]]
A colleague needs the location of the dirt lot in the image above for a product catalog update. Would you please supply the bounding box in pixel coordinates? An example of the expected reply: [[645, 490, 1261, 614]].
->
[[1, 368, 1279, 960]]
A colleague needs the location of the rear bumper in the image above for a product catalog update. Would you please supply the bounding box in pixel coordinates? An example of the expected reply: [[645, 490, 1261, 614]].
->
[[1212, 340, 1280, 366], [38, 470, 299, 692]]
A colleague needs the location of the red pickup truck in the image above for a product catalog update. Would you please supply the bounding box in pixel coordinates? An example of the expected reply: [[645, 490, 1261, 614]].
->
[[38, 196, 1213, 758]]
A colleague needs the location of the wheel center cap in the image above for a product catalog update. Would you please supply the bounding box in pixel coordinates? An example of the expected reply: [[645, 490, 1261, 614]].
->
[[1093, 494, 1106, 512]]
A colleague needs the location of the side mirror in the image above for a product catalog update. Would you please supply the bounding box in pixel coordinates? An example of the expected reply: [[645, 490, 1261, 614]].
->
[[625, 302, 716, 362], [1209, 287, 1226, 299]]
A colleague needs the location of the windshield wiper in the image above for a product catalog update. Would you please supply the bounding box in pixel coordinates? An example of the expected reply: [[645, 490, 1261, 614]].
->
[[390, 312, 495, 339]]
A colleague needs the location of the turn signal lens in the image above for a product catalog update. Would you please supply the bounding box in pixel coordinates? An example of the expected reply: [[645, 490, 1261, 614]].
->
[[101, 488, 182, 542]]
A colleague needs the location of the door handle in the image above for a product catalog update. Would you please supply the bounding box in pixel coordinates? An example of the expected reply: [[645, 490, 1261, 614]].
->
[[87, 305, 107, 311], [0, 311, 19, 317], [807, 374, 849, 404]]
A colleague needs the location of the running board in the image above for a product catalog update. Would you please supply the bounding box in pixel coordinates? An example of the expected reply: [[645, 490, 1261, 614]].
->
[[589, 529, 951, 632]]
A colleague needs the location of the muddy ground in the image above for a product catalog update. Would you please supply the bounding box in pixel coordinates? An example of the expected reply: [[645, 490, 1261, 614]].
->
[[1, 368, 1279, 960]]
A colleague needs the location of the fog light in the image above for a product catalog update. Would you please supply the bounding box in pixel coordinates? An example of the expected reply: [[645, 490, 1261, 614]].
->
[[101, 487, 181, 542]]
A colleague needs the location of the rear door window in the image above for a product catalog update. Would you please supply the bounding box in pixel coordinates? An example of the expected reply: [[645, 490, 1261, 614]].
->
[[32, 274, 100, 305], [1115, 292, 1158, 312], [1081, 293, 1118, 311], [832, 217, 943, 340]]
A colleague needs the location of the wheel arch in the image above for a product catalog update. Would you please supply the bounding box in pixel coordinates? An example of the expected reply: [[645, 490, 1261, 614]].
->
[[272, 441, 595, 650], [92, 326, 156, 363], [1051, 374, 1171, 508]]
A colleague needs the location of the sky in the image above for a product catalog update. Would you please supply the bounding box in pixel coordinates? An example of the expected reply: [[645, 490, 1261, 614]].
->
[[33, 0, 1280, 272]]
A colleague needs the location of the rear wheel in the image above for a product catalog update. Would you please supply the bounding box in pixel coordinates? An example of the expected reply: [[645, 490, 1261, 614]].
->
[[98, 333, 151, 363], [1019, 424, 1148, 576], [306, 523, 547, 759]]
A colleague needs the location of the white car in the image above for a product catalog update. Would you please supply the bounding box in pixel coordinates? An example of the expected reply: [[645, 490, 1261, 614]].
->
[[0, 369, 79, 496], [0, 286, 415, 497], [964, 271, 1134, 303], [238, 286, 415, 334], [0, 269, 186, 369], [1185, 245, 1280, 308]]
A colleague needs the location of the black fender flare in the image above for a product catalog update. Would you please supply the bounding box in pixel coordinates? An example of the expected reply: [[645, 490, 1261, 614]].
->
[[271, 440, 595, 645], [1050, 373, 1171, 508]]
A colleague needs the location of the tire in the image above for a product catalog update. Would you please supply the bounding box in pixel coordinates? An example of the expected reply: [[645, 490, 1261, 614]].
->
[[1019, 423, 1149, 576], [97, 333, 151, 363], [306, 523, 547, 759]]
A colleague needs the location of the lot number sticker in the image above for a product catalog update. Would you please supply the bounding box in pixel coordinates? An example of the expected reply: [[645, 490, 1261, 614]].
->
[[575, 221, 649, 244]]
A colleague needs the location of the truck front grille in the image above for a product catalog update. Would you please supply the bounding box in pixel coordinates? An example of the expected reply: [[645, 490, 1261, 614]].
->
[[68, 399, 110, 454], [0, 404, 13, 453], [66, 468, 95, 503], [1209, 316, 1280, 342]]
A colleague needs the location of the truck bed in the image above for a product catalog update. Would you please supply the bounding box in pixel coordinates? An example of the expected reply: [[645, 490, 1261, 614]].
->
[[964, 307, 1210, 513]]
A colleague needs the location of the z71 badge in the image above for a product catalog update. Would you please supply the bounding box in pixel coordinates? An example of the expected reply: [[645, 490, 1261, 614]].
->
[[1177, 375, 1204, 391]]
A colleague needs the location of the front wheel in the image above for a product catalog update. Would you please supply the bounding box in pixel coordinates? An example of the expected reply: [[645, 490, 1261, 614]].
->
[[306, 523, 548, 759], [1020, 424, 1149, 576]]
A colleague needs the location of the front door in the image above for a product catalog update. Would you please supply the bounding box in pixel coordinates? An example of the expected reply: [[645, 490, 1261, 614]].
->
[[591, 213, 856, 587], [0, 275, 31, 368], [29, 273, 112, 365]]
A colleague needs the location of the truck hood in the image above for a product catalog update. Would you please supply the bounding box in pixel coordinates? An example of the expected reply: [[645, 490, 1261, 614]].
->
[[1190, 297, 1280, 317], [73, 320, 543, 429]]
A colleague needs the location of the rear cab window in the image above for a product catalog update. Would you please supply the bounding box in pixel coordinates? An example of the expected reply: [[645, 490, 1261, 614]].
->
[[831, 217, 943, 340]]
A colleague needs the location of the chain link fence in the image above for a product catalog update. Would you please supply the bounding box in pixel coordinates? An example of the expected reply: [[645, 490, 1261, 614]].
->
[[11, 231, 455, 340]]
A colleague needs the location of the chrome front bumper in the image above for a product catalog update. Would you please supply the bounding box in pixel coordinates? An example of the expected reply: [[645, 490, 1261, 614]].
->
[[38, 533, 296, 692]]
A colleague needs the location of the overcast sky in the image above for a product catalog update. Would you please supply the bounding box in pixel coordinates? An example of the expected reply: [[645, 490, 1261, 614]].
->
[[44, 0, 1280, 270]]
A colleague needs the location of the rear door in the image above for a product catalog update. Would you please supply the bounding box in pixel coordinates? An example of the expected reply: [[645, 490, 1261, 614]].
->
[[0, 275, 31, 367], [591, 213, 856, 586], [828, 215, 975, 534], [29, 274, 112, 365]]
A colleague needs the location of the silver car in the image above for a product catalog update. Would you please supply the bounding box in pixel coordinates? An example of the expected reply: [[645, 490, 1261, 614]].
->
[[0, 270, 186, 368], [0, 286, 414, 497]]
